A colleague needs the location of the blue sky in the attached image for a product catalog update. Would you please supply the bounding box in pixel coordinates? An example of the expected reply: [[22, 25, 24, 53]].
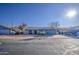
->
[[0, 3, 79, 27]]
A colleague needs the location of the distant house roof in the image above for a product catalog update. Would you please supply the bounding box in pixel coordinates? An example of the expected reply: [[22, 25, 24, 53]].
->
[[0, 25, 10, 30]]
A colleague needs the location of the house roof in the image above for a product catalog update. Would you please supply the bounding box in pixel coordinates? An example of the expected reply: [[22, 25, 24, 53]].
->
[[26, 27, 56, 30], [0, 25, 10, 30]]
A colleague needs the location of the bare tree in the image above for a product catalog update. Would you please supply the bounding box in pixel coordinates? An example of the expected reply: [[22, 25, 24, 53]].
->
[[18, 23, 27, 34], [49, 22, 60, 28], [49, 22, 60, 34], [11, 23, 27, 35]]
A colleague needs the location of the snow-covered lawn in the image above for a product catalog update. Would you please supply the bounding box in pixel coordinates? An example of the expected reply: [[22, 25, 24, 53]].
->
[[0, 35, 79, 55]]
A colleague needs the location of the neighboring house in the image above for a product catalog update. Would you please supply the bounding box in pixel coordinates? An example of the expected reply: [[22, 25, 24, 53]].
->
[[0, 25, 10, 35]]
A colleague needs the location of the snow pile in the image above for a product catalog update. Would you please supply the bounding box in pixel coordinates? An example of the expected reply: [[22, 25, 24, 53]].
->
[[49, 35, 70, 39]]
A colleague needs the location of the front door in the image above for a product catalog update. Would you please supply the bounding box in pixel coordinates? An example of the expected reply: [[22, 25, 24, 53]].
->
[[34, 30, 37, 35]]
